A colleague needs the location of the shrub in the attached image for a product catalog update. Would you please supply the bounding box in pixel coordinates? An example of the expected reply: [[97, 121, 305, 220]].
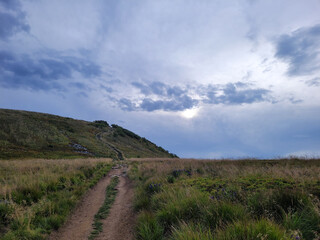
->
[[91, 120, 109, 128], [12, 186, 44, 205], [171, 169, 192, 178], [167, 175, 175, 184], [146, 183, 162, 194]]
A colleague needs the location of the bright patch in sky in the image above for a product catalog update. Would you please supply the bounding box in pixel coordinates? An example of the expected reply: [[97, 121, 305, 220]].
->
[[1, 0, 320, 158], [180, 108, 199, 119]]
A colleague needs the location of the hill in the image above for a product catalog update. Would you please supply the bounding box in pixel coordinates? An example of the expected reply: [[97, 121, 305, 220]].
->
[[0, 108, 177, 159]]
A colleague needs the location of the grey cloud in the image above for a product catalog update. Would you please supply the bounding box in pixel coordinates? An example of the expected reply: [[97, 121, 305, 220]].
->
[[131, 82, 151, 95], [0, 0, 30, 40], [167, 86, 185, 97], [241, 71, 252, 82], [122, 81, 273, 112], [131, 81, 185, 97], [69, 82, 88, 90], [119, 98, 136, 111], [77, 91, 88, 98], [305, 77, 320, 87], [206, 83, 271, 105], [288, 97, 303, 104], [221, 83, 270, 104], [140, 98, 166, 111], [140, 95, 197, 112], [128, 81, 194, 111], [149, 81, 167, 95], [0, 0, 22, 11], [0, 51, 101, 91], [234, 81, 250, 88], [100, 84, 113, 93], [275, 24, 320, 76], [131, 81, 167, 96], [118, 94, 197, 112]]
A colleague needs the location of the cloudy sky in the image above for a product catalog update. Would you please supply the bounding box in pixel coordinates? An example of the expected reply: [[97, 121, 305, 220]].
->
[[1, 0, 320, 158]]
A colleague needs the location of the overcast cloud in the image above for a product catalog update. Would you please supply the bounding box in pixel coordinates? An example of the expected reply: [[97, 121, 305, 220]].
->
[[1, 0, 320, 158]]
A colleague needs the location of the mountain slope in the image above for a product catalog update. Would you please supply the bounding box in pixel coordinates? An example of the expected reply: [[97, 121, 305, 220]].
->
[[0, 109, 177, 159]]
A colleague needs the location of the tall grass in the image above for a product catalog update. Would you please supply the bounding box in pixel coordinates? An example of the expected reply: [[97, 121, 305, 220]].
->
[[214, 219, 290, 240], [130, 158, 320, 240], [171, 222, 213, 240], [136, 211, 164, 240], [0, 158, 112, 239]]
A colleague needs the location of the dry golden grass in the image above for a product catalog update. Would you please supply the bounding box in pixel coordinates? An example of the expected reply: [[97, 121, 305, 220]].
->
[[131, 158, 320, 240], [0, 158, 113, 239], [0, 158, 112, 200], [129, 158, 320, 182]]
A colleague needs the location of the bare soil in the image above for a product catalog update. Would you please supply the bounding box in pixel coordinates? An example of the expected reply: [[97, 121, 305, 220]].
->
[[48, 166, 135, 240], [95, 170, 136, 240]]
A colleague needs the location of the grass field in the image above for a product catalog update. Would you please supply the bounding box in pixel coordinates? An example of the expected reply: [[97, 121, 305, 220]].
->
[[0, 158, 112, 239], [1, 157, 319, 240], [130, 158, 320, 240]]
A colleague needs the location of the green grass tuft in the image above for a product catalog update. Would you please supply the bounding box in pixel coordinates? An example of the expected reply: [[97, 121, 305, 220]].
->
[[215, 219, 290, 240], [136, 211, 164, 240], [171, 222, 213, 240]]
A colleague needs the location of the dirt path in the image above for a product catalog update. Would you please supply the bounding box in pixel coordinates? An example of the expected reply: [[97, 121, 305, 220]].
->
[[48, 168, 120, 240], [95, 171, 136, 240], [95, 132, 125, 160], [48, 165, 136, 240]]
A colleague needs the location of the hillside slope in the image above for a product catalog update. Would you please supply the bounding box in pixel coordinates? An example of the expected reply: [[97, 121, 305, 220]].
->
[[0, 109, 177, 159]]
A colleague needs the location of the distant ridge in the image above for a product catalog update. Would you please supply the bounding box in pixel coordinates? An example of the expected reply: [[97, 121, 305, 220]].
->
[[0, 108, 178, 159]]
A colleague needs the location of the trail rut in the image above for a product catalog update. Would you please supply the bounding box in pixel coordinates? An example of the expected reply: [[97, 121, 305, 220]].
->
[[95, 171, 136, 240], [48, 165, 135, 240]]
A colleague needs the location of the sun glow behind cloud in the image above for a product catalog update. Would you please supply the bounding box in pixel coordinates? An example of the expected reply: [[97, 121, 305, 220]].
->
[[180, 108, 199, 119]]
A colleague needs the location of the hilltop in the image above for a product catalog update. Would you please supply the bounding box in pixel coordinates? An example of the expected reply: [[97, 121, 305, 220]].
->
[[0, 109, 177, 159]]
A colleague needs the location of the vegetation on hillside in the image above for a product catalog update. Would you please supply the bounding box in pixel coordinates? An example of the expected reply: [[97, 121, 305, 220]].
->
[[0, 109, 177, 159], [129, 158, 320, 240], [0, 158, 112, 239]]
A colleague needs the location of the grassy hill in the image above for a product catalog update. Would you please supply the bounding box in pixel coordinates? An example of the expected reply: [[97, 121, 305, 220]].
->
[[0, 109, 177, 159]]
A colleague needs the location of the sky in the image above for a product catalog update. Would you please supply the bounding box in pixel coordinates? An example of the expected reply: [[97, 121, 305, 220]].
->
[[1, 0, 320, 158]]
